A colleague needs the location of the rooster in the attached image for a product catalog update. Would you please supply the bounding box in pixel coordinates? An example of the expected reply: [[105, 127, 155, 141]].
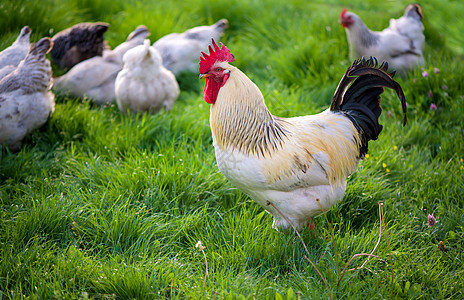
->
[[0, 38, 55, 151], [50, 22, 110, 70], [340, 5, 424, 76], [153, 19, 228, 75], [115, 39, 179, 114], [199, 40, 407, 231]]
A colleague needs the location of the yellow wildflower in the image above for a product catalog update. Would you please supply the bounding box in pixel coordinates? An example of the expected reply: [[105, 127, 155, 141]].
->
[[382, 163, 387, 168], [365, 154, 370, 158], [386, 168, 390, 173], [393, 145, 398, 151]]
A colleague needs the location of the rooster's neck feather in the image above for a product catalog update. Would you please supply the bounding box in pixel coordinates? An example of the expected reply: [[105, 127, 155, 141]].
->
[[210, 65, 290, 157]]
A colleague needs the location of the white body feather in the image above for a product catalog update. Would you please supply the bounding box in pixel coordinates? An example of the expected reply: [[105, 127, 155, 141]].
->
[[115, 40, 179, 114], [214, 113, 354, 230]]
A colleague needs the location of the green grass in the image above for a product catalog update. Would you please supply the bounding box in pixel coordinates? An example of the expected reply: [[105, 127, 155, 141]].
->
[[1, 0, 464, 298]]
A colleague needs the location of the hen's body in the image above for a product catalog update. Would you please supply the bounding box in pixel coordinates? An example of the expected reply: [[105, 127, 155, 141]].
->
[[54, 26, 149, 104], [388, 4, 424, 54], [153, 19, 228, 75], [200, 42, 406, 231], [50, 22, 109, 70], [115, 39, 179, 114], [0, 38, 55, 151]]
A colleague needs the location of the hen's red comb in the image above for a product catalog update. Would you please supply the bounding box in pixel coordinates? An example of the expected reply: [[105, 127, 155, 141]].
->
[[199, 39, 235, 73], [341, 8, 348, 19]]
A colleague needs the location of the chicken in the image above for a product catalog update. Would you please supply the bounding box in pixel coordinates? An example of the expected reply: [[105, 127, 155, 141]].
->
[[115, 39, 179, 114], [388, 4, 425, 53], [0, 26, 32, 72], [53, 25, 149, 105], [0, 38, 55, 151], [340, 6, 424, 75], [50, 22, 110, 70], [198, 40, 407, 231], [152, 19, 228, 75]]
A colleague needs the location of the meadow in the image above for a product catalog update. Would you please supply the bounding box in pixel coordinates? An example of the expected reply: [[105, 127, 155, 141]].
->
[[1, 0, 463, 298]]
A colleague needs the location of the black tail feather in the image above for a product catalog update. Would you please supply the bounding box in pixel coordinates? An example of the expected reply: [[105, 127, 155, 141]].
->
[[330, 57, 407, 156]]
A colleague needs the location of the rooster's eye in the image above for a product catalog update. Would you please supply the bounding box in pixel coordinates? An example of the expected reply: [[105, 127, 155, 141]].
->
[[216, 67, 222, 71]]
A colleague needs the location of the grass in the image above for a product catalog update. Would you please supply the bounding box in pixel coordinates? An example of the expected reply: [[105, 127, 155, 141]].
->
[[1, 0, 464, 298]]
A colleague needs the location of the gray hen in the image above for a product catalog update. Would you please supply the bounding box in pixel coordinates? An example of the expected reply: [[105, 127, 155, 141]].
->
[[50, 22, 109, 70], [0, 38, 55, 151], [0, 26, 32, 76]]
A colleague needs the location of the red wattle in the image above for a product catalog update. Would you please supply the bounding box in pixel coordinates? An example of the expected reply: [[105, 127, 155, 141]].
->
[[204, 77, 220, 104]]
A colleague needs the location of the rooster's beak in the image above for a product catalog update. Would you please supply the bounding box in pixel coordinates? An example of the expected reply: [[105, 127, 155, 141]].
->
[[199, 73, 210, 80]]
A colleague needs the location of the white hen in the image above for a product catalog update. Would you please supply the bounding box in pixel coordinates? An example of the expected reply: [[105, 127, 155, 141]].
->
[[53, 25, 149, 105], [152, 19, 228, 75], [340, 6, 424, 75], [0, 38, 55, 151], [388, 4, 425, 54], [0, 26, 32, 77], [115, 39, 179, 114]]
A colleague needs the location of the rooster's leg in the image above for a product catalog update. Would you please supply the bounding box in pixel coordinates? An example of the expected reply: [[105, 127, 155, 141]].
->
[[309, 217, 317, 237]]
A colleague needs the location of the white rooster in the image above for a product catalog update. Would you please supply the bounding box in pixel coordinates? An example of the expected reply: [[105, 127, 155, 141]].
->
[[0, 26, 32, 78], [340, 5, 424, 75], [54, 25, 149, 105], [199, 41, 407, 232], [115, 39, 179, 114], [0, 38, 55, 151], [153, 19, 228, 75]]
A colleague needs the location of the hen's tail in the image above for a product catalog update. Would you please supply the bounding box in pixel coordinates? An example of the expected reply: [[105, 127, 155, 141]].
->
[[0, 38, 54, 93], [213, 19, 229, 31], [330, 57, 407, 156], [29, 37, 53, 58], [405, 3, 423, 20]]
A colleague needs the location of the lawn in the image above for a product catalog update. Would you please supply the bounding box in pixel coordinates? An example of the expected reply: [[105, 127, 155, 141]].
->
[[1, 0, 463, 298]]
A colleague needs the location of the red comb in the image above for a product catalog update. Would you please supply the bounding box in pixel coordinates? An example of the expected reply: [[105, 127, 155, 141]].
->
[[199, 39, 235, 73], [341, 8, 348, 19]]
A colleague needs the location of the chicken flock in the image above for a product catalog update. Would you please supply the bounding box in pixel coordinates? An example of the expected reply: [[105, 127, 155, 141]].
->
[[0, 4, 426, 232], [0, 20, 228, 149]]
